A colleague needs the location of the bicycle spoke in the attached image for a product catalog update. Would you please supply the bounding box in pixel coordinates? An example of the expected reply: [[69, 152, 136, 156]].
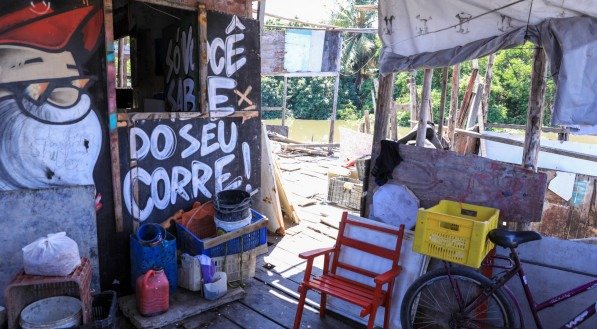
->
[[401, 269, 514, 329]]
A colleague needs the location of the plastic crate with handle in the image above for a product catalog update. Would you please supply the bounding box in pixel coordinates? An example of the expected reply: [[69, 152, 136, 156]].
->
[[413, 200, 499, 268]]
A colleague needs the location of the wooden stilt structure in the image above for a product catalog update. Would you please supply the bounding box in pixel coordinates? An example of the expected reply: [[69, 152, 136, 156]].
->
[[408, 71, 419, 129], [416, 69, 433, 147], [365, 73, 395, 216], [437, 67, 449, 139], [447, 64, 460, 147]]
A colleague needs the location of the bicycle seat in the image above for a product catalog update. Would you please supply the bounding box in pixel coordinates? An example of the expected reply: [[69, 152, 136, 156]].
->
[[488, 229, 541, 248]]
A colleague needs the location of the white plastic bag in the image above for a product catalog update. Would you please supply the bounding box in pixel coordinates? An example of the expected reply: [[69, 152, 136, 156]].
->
[[22, 232, 81, 276]]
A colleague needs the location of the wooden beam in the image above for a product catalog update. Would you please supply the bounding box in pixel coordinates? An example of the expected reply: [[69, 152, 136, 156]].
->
[[522, 47, 547, 172], [408, 71, 418, 129], [447, 64, 460, 146], [261, 71, 338, 78], [481, 53, 495, 124], [416, 69, 433, 147], [104, 0, 124, 232], [365, 73, 395, 216], [257, 0, 266, 31], [273, 159, 300, 224], [456, 60, 479, 129], [262, 107, 283, 112], [283, 143, 339, 148], [486, 123, 570, 134], [354, 4, 378, 11], [364, 110, 371, 134], [455, 129, 597, 163], [466, 83, 484, 129], [437, 67, 449, 139], [198, 5, 208, 114], [117, 38, 125, 88], [328, 74, 340, 154], [389, 102, 398, 140], [282, 76, 288, 126], [135, 0, 196, 11], [263, 24, 378, 34]]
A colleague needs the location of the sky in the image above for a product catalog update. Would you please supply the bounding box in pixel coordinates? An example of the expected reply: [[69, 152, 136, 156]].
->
[[264, 0, 346, 24]]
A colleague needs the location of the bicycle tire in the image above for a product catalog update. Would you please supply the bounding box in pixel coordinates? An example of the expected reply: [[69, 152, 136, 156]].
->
[[401, 267, 515, 329]]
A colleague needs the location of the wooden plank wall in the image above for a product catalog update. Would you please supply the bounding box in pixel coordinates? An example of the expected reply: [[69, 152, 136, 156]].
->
[[391, 144, 548, 222]]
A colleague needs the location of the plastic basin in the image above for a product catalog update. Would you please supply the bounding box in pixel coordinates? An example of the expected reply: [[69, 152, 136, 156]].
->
[[19, 296, 82, 329]]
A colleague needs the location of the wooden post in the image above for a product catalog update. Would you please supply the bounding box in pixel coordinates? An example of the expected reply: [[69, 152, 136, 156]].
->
[[365, 73, 395, 216], [481, 53, 495, 124], [416, 69, 433, 146], [370, 87, 377, 114], [447, 64, 460, 147], [438, 67, 448, 139], [117, 38, 125, 88], [257, 0, 266, 31], [519, 47, 547, 231], [408, 71, 418, 128], [328, 74, 340, 154], [104, 0, 123, 232], [198, 5, 208, 114], [281, 76, 288, 126], [522, 47, 547, 171], [364, 111, 371, 134], [389, 102, 398, 140], [456, 60, 479, 129]]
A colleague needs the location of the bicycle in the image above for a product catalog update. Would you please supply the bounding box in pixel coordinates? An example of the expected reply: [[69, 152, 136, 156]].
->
[[400, 228, 597, 329]]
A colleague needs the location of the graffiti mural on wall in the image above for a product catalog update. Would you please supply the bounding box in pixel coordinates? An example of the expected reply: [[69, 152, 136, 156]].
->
[[0, 2, 103, 190]]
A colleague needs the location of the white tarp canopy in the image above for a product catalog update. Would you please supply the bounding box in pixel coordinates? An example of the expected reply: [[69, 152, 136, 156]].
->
[[378, 0, 597, 133]]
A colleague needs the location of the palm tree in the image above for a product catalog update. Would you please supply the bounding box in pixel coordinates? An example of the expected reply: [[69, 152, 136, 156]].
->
[[329, 0, 379, 109]]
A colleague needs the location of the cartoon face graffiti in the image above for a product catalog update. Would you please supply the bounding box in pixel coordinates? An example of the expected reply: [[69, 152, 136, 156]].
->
[[0, 4, 103, 190]]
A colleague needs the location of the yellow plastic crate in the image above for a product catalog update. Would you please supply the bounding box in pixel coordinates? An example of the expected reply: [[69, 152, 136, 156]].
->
[[413, 200, 499, 268]]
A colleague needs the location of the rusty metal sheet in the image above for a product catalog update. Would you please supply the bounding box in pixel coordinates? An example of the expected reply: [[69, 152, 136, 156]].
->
[[391, 145, 547, 222]]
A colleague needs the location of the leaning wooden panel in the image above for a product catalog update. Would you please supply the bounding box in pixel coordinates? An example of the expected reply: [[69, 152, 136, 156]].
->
[[392, 144, 547, 222]]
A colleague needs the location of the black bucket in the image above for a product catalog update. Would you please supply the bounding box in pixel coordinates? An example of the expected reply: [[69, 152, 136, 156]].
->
[[214, 190, 252, 222]]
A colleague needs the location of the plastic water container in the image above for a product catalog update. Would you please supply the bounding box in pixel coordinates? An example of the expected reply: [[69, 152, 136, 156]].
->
[[136, 223, 165, 246], [178, 254, 202, 292], [136, 268, 169, 317], [130, 231, 177, 293]]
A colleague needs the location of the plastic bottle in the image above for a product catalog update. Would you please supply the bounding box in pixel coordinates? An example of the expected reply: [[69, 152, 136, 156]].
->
[[136, 267, 169, 316]]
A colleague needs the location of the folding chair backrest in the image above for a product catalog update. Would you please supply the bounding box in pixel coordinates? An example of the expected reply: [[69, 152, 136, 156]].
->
[[331, 212, 405, 286]]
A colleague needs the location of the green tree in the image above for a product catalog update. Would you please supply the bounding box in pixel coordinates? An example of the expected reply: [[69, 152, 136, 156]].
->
[[330, 0, 379, 111], [261, 76, 284, 119], [287, 77, 335, 119]]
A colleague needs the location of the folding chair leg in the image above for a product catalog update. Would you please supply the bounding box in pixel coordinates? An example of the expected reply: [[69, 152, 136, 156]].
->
[[319, 292, 327, 318], [293, 284, 308, 329], [366, 305, 379, 329], [383, 300, 392, 329]]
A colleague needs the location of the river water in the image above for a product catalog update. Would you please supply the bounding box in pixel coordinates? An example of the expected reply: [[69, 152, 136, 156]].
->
[[262, 119, 412, 143], [263, 119, 597, 145]]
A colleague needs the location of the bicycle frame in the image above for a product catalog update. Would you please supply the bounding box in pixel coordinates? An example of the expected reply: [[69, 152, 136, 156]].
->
[[447, 249, 597, 329]]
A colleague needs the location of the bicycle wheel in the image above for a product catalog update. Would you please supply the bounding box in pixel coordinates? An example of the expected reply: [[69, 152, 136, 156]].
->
[[401, 267, 515, 329]]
